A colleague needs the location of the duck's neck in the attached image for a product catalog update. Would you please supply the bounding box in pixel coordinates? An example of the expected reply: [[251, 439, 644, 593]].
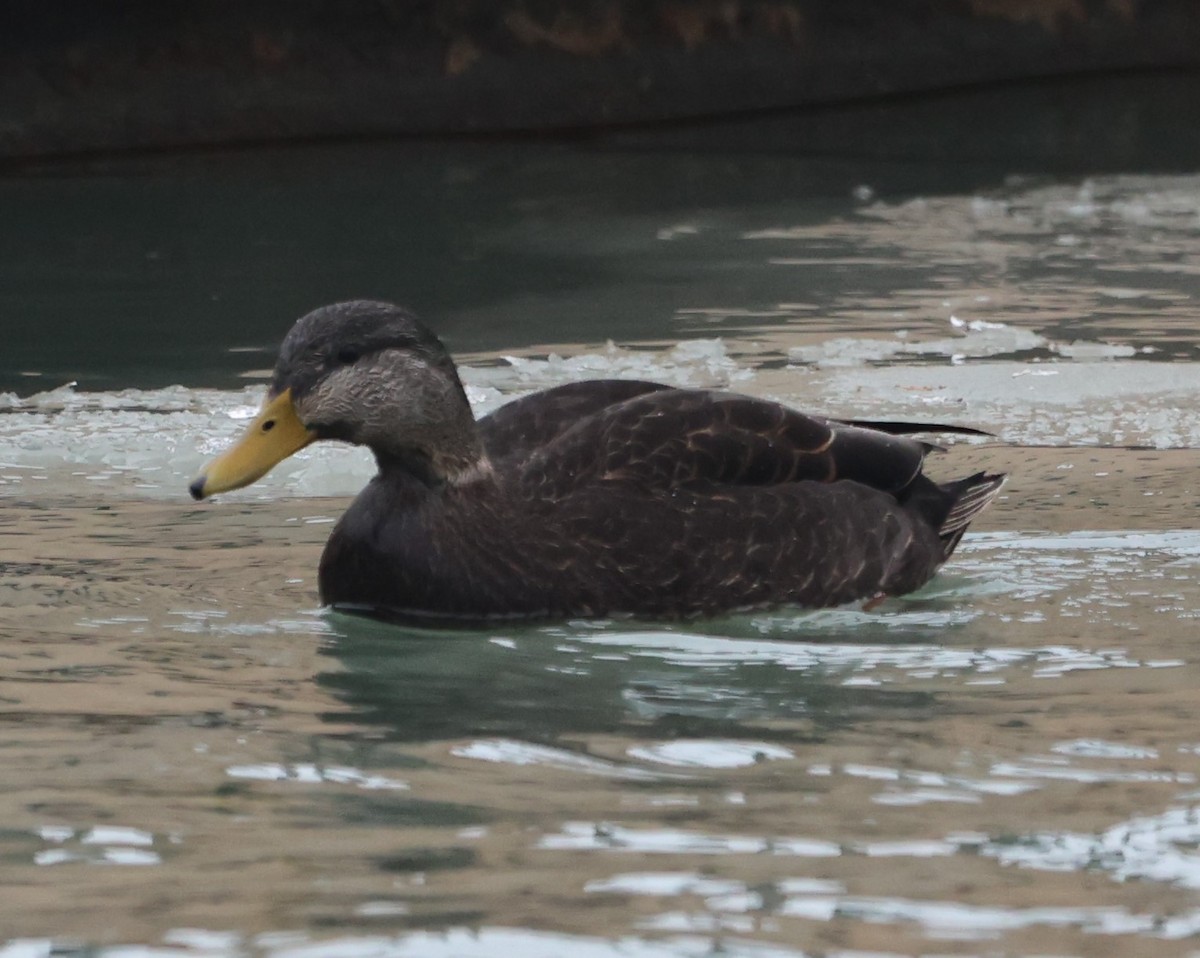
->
[[374, 441, 494, 490], [370, 381, 495, 489]]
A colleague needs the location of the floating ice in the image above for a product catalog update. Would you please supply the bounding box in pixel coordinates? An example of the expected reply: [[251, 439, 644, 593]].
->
[[787, 317, 1048, 367], [464, 339, 752, 393], [0, 942, 54, 958], [354, 901, 411, 917], [451, 739, 666, 780], [626, 740, 794, 769], [81, 826, 154, 846], [981, 805, 1200, 890], [806, 358, 1200, 447], [264, 927, 814, 958], [789, 327, 1143, 367], [161, 930, 242, 951], [101, 847, 161, 866], [749, 173, 1200, 443], [870, 789, 984, 807], [592, 866, 1200, 942], [33, 824, 162, 868], [0, 382, 376, 499], [33, 849, 79, 866], [776, 895, 1175, 940], [33, 849, 162, 869], [225, 763, 408, 790], [988, 761, 1190, 785], [547, 804, 1200, 904], [1055, 340, 1138, 360], [584, 872, 745, 897], [1052, 740, 1159, 760], [539, 821, 840, 857], [0, 340, 754, 500], [820, 762, 1039, 806], [856, 840, 958, 857], [777, 878, 846, 895], [5, 317, 1200, 506], [165, 612, 334, 638], [0, 928, 783, 958]]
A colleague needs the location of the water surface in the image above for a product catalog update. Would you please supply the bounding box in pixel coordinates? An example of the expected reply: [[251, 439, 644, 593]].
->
[[4, 144, 1200, 957]]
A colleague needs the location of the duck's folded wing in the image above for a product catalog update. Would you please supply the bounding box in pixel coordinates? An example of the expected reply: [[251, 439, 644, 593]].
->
[[479, 379, 671, 467], [519, 389, 935, 499]]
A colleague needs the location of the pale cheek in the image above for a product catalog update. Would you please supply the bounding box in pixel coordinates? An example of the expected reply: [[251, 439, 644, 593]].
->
[[299, 371, 361, 426]]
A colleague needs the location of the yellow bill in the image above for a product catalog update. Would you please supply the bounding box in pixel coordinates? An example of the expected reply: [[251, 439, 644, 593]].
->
[[189, 388, 316, 499]]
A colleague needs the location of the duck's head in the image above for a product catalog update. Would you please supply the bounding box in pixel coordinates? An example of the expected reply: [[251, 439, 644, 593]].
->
[[189, 300, 490, 500]]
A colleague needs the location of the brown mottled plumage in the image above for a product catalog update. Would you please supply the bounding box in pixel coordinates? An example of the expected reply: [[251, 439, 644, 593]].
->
[[190, 301, 1006, 625]]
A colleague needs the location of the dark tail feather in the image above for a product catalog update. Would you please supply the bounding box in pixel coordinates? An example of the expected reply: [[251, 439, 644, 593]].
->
[[837, 418, 995, 438], [937, 471, 1007, 559]]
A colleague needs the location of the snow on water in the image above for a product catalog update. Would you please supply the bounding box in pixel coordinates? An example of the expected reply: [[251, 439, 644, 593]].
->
[[450, 739, 668, 780], [626, 740, 795, 769], [796, 355, 1200, 448], [0, 382, 377, 500], [786, 315, 1144, 366], [0, 340, 746, 500], [2, 318, 1199, 501], [469, 338, 754, 392], [0, 928, 819, 958]]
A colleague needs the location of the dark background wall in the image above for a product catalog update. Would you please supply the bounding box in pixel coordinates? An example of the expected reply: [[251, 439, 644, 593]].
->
[[4, 0, 1200, 158]]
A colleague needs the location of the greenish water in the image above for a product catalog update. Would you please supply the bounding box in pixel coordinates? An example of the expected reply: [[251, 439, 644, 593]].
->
[[0, 141, 867, 393], [7, 72, 1200, 397]]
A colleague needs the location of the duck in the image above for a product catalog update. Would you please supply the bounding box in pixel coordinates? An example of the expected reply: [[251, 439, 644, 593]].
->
[[189, 300, 1006, 625]]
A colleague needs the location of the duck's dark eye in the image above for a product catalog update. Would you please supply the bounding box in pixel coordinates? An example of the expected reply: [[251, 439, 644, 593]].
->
[[336, 347, 360, 365], [262, 419, 276, 433]]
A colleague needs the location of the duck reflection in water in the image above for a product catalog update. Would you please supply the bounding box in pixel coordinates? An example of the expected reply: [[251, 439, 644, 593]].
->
[[318, 614, 940, 743]]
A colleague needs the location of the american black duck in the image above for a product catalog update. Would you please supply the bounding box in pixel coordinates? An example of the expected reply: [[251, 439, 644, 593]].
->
[[190, 301, 1006, 624]]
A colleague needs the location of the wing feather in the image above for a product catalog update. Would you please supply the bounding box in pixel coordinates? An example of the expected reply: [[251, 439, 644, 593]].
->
[[510, 388, 931, 500], [479, 380, 669, 467]]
